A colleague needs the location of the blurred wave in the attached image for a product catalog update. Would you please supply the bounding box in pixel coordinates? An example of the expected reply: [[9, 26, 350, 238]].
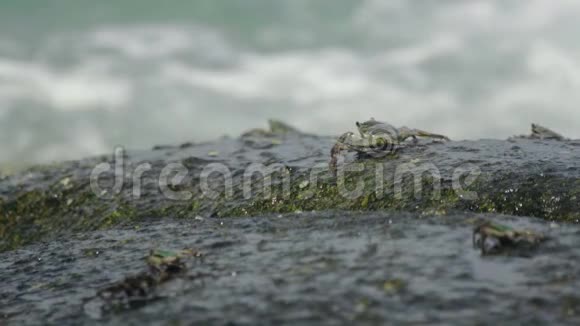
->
[[1, 0, 580, 163]]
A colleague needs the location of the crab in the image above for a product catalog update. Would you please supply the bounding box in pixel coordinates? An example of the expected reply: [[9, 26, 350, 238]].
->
[[472, 221, 546, 256], [146, 249, 201, 280], [85, 248, 203, 318], [241, 119, 301, 138], [510, 123, 567, 141], [531, 123, 566, 140], [329, 118, 450, 174]]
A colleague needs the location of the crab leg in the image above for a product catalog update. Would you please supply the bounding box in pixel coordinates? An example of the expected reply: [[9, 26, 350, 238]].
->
[[398, 127, 450, 142], [329, 142, 346, 175], [330, 132, 353, 175]]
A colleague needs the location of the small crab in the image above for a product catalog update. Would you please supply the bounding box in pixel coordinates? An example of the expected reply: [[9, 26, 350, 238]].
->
[[241, 119, 301, 138], [531, 123, 566, 140], [472, 221, 546, 256], [510, 123, 567, 141], [330, 118, 450, 174], [146, 249, 200, 280], [85, 248, 202, 319]]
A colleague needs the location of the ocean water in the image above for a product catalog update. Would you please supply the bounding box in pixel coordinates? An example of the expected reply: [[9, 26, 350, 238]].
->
[[1, 0, 580, 164]]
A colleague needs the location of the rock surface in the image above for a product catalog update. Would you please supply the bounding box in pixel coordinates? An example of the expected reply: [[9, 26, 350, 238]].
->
[[1, 123, 580, 324]]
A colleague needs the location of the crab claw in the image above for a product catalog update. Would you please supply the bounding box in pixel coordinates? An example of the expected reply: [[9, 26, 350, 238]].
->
[[329, 132, 354, 176]]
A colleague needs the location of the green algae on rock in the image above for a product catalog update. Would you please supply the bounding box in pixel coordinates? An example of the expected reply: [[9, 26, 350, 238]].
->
[[1, 122, 580, 252]]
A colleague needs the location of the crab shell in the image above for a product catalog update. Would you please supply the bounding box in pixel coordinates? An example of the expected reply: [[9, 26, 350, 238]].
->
[[146, 249, 200, 276], [329, 131, 395, 175]]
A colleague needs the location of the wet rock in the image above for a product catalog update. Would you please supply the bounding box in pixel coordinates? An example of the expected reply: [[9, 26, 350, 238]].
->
[[0, 122, 579, 253], [0, 212, 579, 324]]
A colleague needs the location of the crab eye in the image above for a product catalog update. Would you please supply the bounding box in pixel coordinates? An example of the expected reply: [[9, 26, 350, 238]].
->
[[356, 122, 361, 127]]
